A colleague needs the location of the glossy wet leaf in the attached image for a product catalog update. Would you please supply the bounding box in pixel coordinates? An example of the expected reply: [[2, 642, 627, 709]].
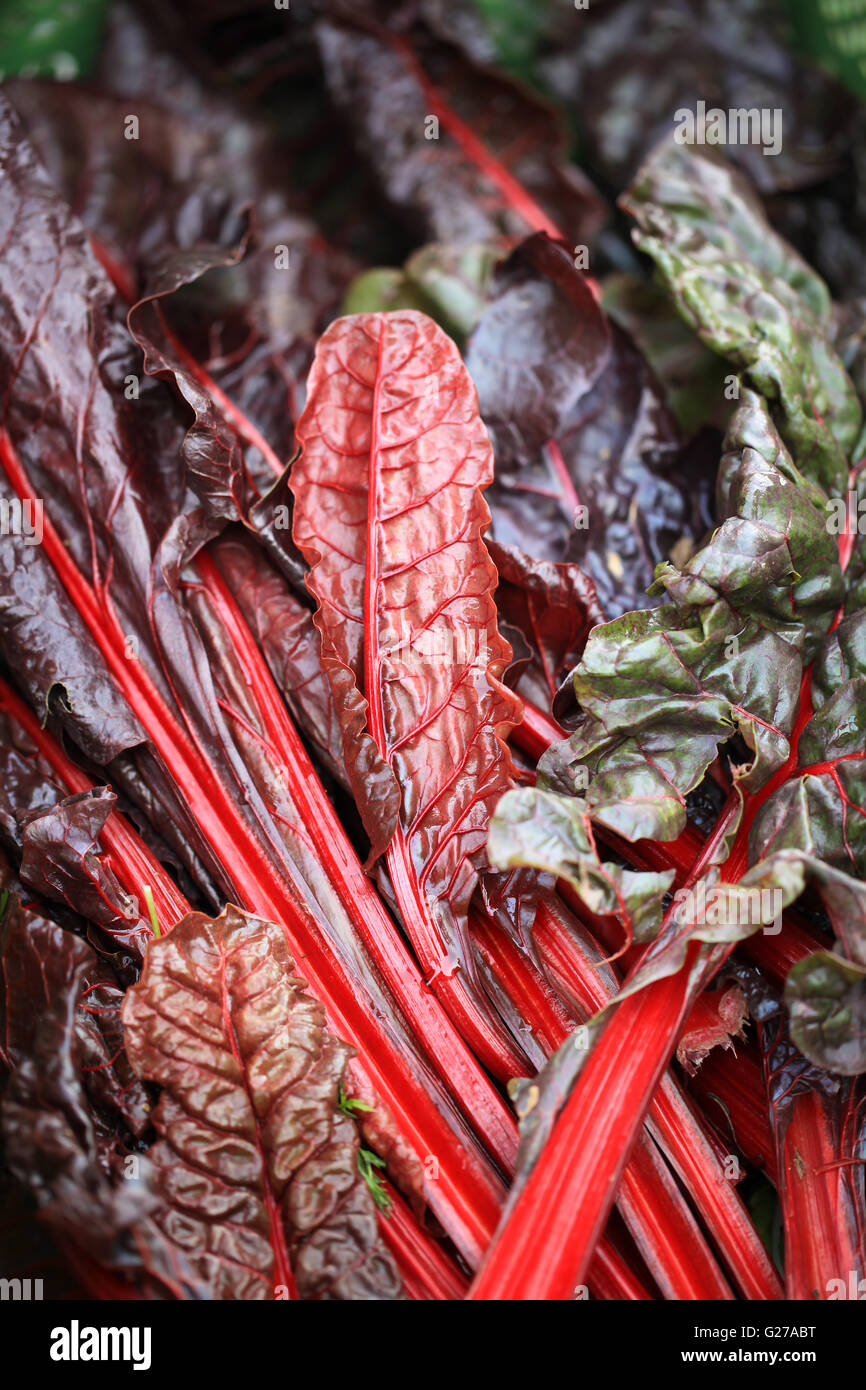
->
[[291, 308, 528, 1068]]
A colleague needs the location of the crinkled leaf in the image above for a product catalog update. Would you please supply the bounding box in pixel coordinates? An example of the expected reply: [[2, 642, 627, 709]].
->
[[489, 788, 674, 947], [19, 788, 152, 967], [611, 855, 805, 1007], [122, 903, 404, 1300], [290, 308, 526, 1061], [550, 389, 841, 850], [504, 358, 860, 1015], [291, 308, 521, 855], [622, 141, 860, 496]]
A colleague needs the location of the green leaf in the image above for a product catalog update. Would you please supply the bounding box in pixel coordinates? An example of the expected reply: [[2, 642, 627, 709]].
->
[[0, 0, 107, 81], [342, 268, 430, 319], [357, 1148, 391, 1213], [488, 787, 674, 947], [341, 242, 498, 345], [601, 273, 731, 436], [504, 350, 863, 1033], [750, 612, 866, 878], [785, 950, 866, 1076], [548, 388, 840, 852]]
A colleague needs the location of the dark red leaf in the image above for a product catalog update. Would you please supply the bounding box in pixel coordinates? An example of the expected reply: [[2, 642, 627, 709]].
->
[[315, 10, 606, 247], [122, 903, 404, 1300], [19, 788, 153, 969]]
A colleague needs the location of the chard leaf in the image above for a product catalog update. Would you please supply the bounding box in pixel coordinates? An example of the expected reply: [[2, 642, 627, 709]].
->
[[19, 788, 152, 968], [489, 788, 674, 946], [0, 1167, 87, 1300], [749, 611, 866, 876], [785, 951, 866, 1077], [0, 473, 148, 768], [316, 11, 606, 246], [122, 904, 404, 1300], [291, 308, 530, 1073], [622, 141, 861, 496], [465, 235, 612, 461], [465, 234, 711, 618], [500, 360, 862, 1014], [343, 242, 499, 345], [0, 709, 67, 853], [343, 268, 432, 321], [403, 241, 500, 340], [486, 539, 603, 712], [1, 900, 199, 1298], [549, 388, 841, 851], [0, 110, 510, 1260]]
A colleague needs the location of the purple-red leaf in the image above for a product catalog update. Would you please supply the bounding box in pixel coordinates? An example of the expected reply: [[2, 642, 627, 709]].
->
[[1, 899, 198, 1297], [20, 788, 152, 969], [316, 11, 606, 248], [486, 538, 603, 713]]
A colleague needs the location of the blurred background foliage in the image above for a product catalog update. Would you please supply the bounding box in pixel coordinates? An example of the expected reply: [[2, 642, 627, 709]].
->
[[0, 0, 108, 80], [3, 2, 866, 100]]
